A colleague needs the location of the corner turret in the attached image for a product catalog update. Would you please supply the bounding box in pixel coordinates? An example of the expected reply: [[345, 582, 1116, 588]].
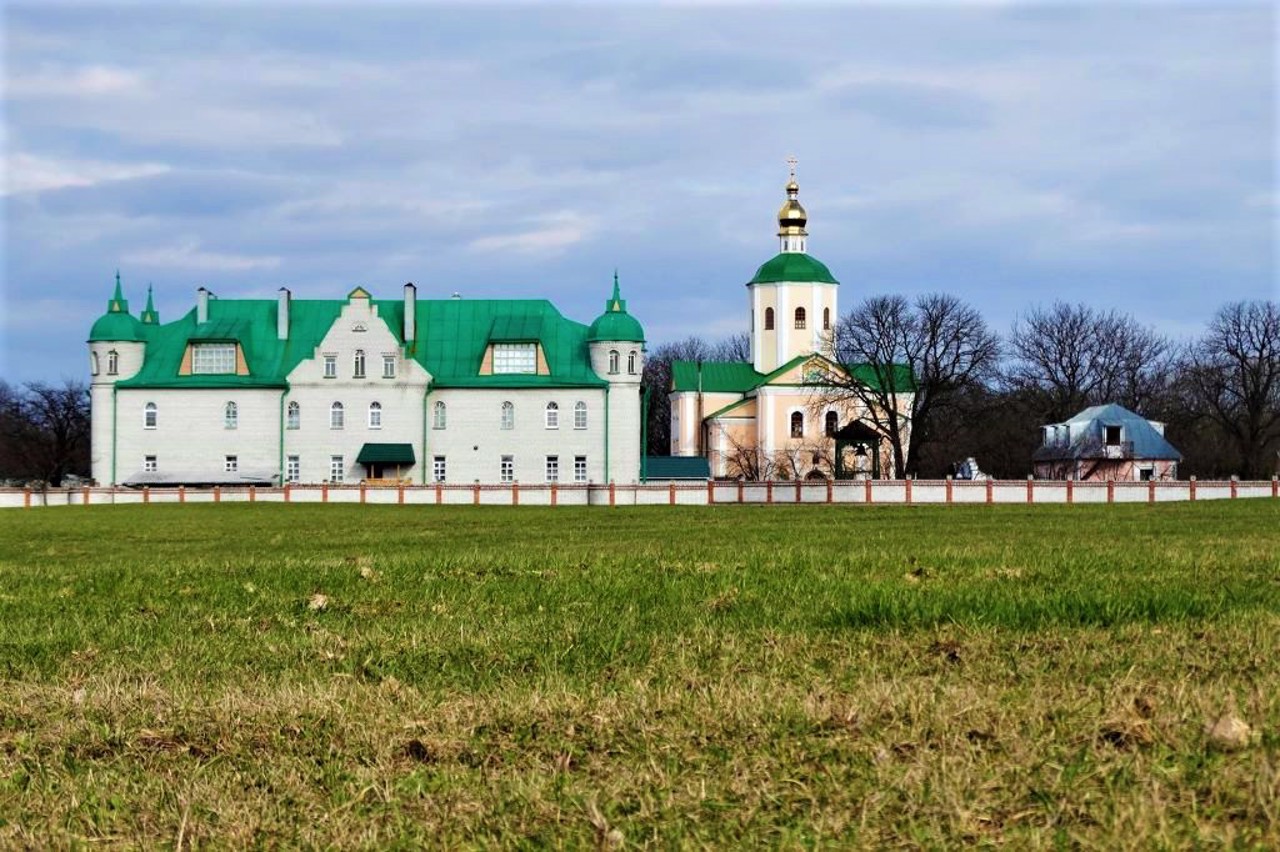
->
[[588, 272, 645, 384]]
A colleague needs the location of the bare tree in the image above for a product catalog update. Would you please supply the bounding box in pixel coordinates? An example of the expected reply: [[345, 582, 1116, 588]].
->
[[1180, 300, 1280, 479], [826, 293, 1001, 477], [1007, 302, 1171, 421], [0, 380, 91, 486]]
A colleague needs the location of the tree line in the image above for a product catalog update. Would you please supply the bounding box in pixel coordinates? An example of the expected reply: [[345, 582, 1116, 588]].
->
[[643, 298, 1280, 480], [0, 380, 91, 487]]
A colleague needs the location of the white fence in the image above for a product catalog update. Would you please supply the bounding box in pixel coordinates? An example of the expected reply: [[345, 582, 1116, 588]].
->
[[2, 477, 1277, 509]]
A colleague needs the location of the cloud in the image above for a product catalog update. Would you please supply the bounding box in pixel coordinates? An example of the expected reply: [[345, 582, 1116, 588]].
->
[[4, 153, 170, 195], [7, 64, 142, 97], [828, 79, 993, 129], [121, 240, 282, 272], [468, 213, 591, 256]]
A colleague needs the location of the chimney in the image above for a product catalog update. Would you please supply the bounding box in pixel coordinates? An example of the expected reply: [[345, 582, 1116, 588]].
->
[[403, 282, 416, 342], [196, 287, 210, 324], [277, 287, 290, 340]]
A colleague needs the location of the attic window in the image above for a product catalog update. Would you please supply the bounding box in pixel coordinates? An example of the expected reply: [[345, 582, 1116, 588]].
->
[[192, 343, 237, 374], [493, 343, 536, 374], [1104, 425, 1122, 445]]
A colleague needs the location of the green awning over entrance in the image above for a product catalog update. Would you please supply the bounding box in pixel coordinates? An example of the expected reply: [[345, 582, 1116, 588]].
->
[[356, 443, 416, 465]]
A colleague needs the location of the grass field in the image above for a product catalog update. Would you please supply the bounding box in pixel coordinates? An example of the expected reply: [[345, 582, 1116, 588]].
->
[[0, 502, 1277, 848]]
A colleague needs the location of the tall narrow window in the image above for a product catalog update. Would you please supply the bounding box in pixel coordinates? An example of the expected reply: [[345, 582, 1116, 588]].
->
[[574, 401, 588, 430], [353, 349, 366, 378], [224, 401, 238, 429], [545, 455, 559, 483], [500, 455, 515, 483], [368, 401, 382, 429], [500, 401, 514, 430], [323, 355, 337, 378], [382, 354, 396, 378], [330, 401, 344, 430], [764, 309, 774, 331], [287, 455, 300, 483], [287, 401, 300, 430], [433, 455, 446, 483], [823, 307, 830, 330], [825, 411, 838, 437], [545, 402, 559, 429], [574, 455, 587, 482], [330, 455, 344, 483], [91, 353, 100, 376], [433, 400, 447, 430], [608, 350, 620, 374], [794, 307, 806, 330], [144, 402, 157, 429], [790, 411, 804, 438], [627, 350, 638, 375], [108, 350, 119, 375]]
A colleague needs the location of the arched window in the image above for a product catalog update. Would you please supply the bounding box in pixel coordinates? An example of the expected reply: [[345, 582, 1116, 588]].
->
[[627, 350, 638, 375], [330, 401, 344, 430], [368, 401, 382, 429], [790, 411, 804, 438], [795, 307, 806, 330], [433, 400, 447, 430], [501, 401, 514, 430], [144, 402, 157, 429], [574, 401, 587, 429], [764, 308, 774, 331], [823, 307, 831, 331], [825, 411, 838, 437], [224, 401, 238, 429], [353, 349, 366, 378], [608, 350, 620, 374], [91, 352, 100, 376], [107, 350, 119, 375], [287, 401, 300, 430], [545, 401, 559, 429]]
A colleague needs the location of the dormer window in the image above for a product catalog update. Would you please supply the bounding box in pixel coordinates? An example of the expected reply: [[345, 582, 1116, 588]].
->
[[192, 342, 236, 374], [1105, 425, 1122, 446], [493, 343, 536, 374]]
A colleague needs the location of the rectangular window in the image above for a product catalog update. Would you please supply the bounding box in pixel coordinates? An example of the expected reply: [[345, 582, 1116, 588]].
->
[[501, 455, 514, 483], [323, 354, 337, 379], [144, 455, 157, 473], [574, 402, 588, 430], [382, 354, 396, 378], [433, 455, 447, 483], [330, 455, 344, 483], [225, 455, 238, 473], [192, 343, 236, 375], [287, 455, 300, 483], [1104, 425, 1122, 445], [545, 455, 559, 483], [574, 455, 587, 483], [493, 343, 537, 374]]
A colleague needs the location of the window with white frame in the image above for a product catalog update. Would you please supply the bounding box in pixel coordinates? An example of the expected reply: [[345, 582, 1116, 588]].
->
[[500, 401, 514, 430], [382, 354, 396, 378], [493, 343, 537, 374], [225, 455, 238, 473], [545, 455, 559, 483], [193, 343, 236, 374], [433, 400, 446, 429], [433, 455, 446, 483], [287, 455, 300, 483], [608, 350, 620, 374], [224, 401, 238, 429], [574, 401, 587, 430], [574, 455, 587, 482], [545, 402, 559, 429], [330, 455, 344, 483], [91, 353, 99, 376], [144, 402, 157, 429], [287, 401, 300, 430], [323, 354, 337, 378], [628, 350, 638, 374], [108, 350, 119, 375], [144, 455, 157, 473], [330, 401, 344, 429], [368, 401, 382, 429], [353, 349, 366, 378], [500, 455, 514, 483]]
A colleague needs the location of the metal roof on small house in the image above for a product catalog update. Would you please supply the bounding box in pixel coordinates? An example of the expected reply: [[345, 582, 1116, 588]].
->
[[1034, 403, 1182, 462]]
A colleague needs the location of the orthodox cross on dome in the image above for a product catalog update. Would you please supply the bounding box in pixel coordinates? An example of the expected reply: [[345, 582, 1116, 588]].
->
[[786, 155, 798, 181]]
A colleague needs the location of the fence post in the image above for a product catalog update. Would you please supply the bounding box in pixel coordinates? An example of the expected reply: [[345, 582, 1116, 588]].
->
[[23, 487, 30, 508], [1230, 476, 1238, 499], [1066, 478, 1073, 505], [360, 483, 366, 504], [512, 482, 519, 506], [179, 485, 186, 504], [826, 479, 833, 504], [1148, 478, 1156, 504], [1273, 475, 1278, 499], [322, 483, 328, 503], [707, 480, 715, 505], [1107, 479, 1115, 504], [985, 478, 993, 505], [669, 482, 676, 506], [250, 485, 256, 503], [84, 486, 91, 506], [866, 478, 874, 504], [795, 480, 802, 503], [766, 480, 774, 504], [551, 483, 558, 507], [737, 480, 744, 503], [1189, 476, 1196, 502], [284, 483, 291, 503], [398, 484, 405, 505], [473, 483, 480, 505], [214, 486, 221, 503], [143, 486, 150, 505], [945, 475, 953, 504], [435, 483, 442, 505], [905, 475, 913, 505], [608, 481, 616, 507], [1026, 475, 1034, 505]]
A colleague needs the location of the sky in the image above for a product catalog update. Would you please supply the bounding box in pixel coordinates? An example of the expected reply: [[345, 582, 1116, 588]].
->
[[2, 1, 1275, 384]]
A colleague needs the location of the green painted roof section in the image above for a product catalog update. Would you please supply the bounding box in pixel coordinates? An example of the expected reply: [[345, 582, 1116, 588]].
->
[[587, 274, 645, 342], [356, 443, 416, 464], [140, 286, 159, 325], [672, 355, 916, 395], [114, 294, 607, 389], [703, 396, 755, 421], [746, 252, 839, 286], [89, 271, 144, 341], [644, 455, 710, 480], [488, 315, 546, 342]]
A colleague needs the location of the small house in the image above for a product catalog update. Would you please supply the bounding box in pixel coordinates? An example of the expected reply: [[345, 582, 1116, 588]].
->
[[1033, 403, 1181, 481]]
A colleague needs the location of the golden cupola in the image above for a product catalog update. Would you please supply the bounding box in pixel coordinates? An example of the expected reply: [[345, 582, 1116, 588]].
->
[[777, 157, 808, 253]]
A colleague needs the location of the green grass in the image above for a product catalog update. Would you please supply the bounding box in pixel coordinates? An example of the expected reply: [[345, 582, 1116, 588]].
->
[[0, 502, 1277, 847]]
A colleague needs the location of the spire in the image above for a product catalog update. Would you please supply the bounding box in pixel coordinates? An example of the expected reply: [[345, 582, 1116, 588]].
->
[[607, 270, 626, 313], [108, 270, 130, 314], [141, 284, 159, 324], [777, 156, 808, 254]]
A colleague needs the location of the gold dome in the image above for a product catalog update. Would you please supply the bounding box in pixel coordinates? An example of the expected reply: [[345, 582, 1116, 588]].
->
[[777, 180, 807, 232]]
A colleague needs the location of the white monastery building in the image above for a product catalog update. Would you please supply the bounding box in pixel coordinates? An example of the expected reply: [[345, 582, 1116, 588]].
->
[[669, 162, 914, 480], [88, 274, 645, 486]]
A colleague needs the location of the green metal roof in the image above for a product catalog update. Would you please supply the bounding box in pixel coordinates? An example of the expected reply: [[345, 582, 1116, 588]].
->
[[671, 356, 916, 394], [489, 315, 546, 342], [746, 253, 839, 286], [356, 443, 416, 464], [89, 310, 145, 342], [112, 294, 609, 390], [644, 455, 710, 480], [587, 273, 646, 342]]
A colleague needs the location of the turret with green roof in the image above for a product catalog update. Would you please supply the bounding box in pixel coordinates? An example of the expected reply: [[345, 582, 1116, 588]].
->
[[587, 273, 645, 343], [89, 271, 144, 342]]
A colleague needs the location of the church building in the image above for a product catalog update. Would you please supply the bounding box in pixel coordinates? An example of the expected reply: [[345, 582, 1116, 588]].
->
[[669, 163, 913, 479], [88, 275, 644, 486]]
